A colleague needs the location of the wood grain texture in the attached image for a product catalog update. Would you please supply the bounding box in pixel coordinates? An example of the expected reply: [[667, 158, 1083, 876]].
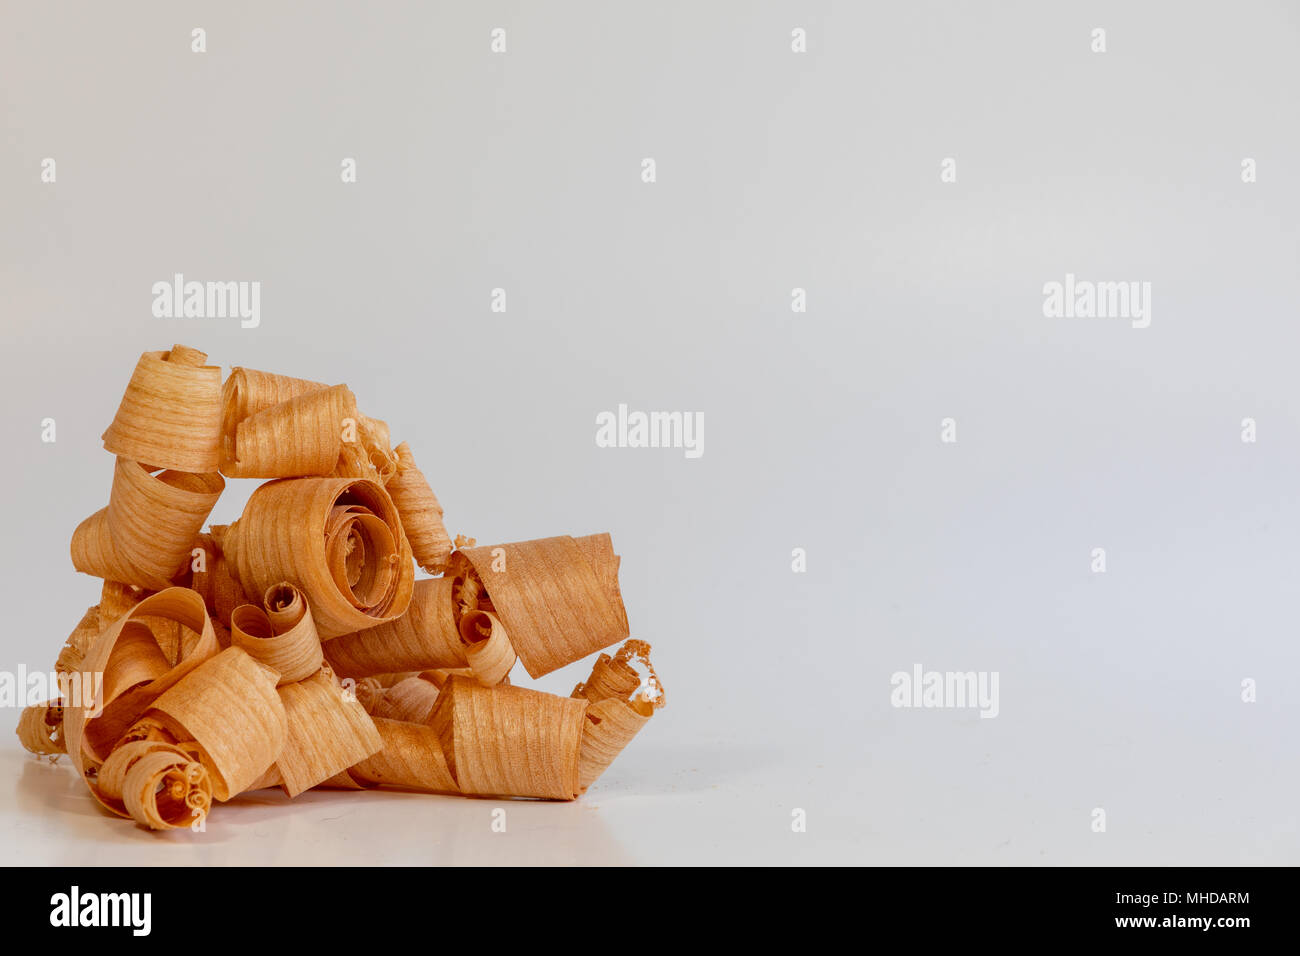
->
[[457, 534, 629, 678], [101, 346, 223, 473], [324, 576, 463, 676], [429, 677, 587, 800], [224, 477, 414, 639]]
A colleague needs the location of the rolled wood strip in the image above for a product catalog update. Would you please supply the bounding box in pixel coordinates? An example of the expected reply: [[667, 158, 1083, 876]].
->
[[220, 366, 328, 471], [367, 675, 440, 723], [120, 744, 213, 830], [99, 581, 149, 623], [102, 346, 223, 473], [275, 668, 382, 797], [116, 714, 176, 748], [102, 580, 189, 666], [69, 509, 131, 584], [456, 534, 630, 678], [16, 703, 63, 755], [224, 477, 414, 639], [571, 652, 639, 703], [449, 563, 484, 615], [82, 622, 172, 759], [189, 532, 248, 629], [108, 465, 224, 582], [263, 581, 308, 633], [71, 461, 224, 590], [347, 717, 458, 794], [336, 415, 399, 481], [227, 585, 323, 685], [64, 587, 220, 776], [458, 610, 515, 687], [97, 737, 180, 800], [574, 532, 628, 633], [324, 577, 463, 677], [324, 508, 398, 609], [149, 646, 286, 801], [571, 640, 664, 791], [228, 606, 315, 686], [359, 416, 394, 469], [224, 384, 358, 479], [55, 605, 102, 675], [85, 734, 204, 823], [386, 442, 452, 572], [99, 621, 172, 703], [369, 418, 399, 480], [577, 696, 654, 792], [428, 677, 587, 800]]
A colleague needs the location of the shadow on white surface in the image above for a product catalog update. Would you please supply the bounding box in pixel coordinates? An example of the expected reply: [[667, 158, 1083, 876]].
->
[[5, 738, 796, 865]]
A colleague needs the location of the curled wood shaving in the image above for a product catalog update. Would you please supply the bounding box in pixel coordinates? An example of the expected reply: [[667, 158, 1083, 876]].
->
[[386, 442, 451, 573], [16, 703, 64, 756], [458, 610, 516, 687], [16, 345, 667, 830]]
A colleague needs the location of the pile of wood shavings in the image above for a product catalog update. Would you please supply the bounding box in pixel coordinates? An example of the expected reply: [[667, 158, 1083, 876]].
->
[[17, 345, 664, 831]]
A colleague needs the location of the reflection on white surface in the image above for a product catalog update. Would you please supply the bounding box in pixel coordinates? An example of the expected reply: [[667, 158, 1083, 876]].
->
[[5, 714, 1299, 866], [6, 747, 639, 866], [2, 741, 814, 866]]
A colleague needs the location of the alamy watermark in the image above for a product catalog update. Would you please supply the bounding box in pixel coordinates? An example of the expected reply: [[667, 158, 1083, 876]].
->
[[890, 663, 999, 719], [0, 667, 102, 715], [595, 404, 703, 459], [152, 273, 261, 328], [1042, 273, 1151, 329], [50, 886, 151, 936]]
